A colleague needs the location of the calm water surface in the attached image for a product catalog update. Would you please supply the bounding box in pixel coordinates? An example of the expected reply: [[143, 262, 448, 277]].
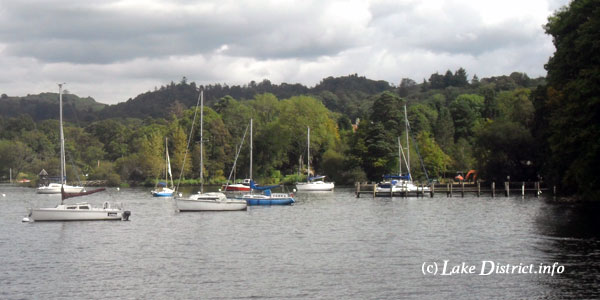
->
[[1, 184, 599, 299]]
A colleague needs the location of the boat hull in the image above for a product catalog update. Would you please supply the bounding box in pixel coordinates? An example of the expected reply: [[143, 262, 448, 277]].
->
[[30, 208, 126, 221], [295, 182, 335, 191], [37, 184, 84, 194], [240, 194, 295, 205], [221, 184, 251, 192], [176, 198, 247, 211]]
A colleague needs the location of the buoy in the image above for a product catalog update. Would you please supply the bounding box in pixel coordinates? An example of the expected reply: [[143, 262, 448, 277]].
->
[[116, 187, 120, 191], [1, 194, 5, 197], [22, 217, 31, 222], [178, 193, 183, 197]]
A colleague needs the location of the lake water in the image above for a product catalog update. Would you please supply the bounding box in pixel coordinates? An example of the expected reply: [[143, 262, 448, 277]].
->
[[1, 184, 599, 299]]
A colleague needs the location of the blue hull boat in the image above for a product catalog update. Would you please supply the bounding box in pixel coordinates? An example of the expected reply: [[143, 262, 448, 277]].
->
[[244, 197, 295, 206], [152, 192, 173, 197]]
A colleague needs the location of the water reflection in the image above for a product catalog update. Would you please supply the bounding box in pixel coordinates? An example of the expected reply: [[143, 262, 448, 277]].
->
[[534, 200, 600, 299]]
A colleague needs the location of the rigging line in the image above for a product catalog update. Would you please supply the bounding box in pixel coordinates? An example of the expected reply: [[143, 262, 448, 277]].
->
[[65, 151, 83, 186], [224, 121, 250, 188], [175, 89, 202, 193]]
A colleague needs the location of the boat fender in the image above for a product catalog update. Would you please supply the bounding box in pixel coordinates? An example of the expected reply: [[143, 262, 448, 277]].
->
[[122, 211, 131, 221]]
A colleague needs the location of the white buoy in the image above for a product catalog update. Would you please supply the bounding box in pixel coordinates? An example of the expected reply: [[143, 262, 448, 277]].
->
[[116, 187, 120, 191], [178, 193, 183, 197], [22, 217, 31, 222]]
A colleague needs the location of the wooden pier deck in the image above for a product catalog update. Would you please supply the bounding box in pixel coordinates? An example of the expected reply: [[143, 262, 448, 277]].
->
[[355, 181, 552, 198]]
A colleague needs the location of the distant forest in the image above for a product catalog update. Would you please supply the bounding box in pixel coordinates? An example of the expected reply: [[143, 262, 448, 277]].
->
[[1, 0, 598, 200]]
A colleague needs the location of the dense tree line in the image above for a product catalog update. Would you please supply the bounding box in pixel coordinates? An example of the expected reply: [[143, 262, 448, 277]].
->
[[0, 69, 543, 188]]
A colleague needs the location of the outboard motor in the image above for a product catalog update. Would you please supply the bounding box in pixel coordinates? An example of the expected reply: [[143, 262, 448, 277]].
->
[[122, 211, 131, 221]]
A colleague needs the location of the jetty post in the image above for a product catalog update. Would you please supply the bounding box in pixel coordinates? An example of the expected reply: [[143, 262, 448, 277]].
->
[[492, 182, 495, 197], [430, 183, 434, 197], [477, 181, 481, 197], [461, 181, 465, 197], [521, 182, 525, 197]]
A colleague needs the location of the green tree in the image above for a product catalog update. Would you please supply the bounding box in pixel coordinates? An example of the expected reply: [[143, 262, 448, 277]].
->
[[474, 120, 536, 181], [449, 94, 484, 141], [416, 131, 452, 178], [434, 107, 455, 148], [537, 0, 600, 199]]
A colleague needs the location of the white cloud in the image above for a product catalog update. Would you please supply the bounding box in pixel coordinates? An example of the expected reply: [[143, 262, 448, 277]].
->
[[0, 0, 569, 104]]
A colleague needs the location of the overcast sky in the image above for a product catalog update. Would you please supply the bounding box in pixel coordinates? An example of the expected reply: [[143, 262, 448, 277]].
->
[[0, 0, 569, 105]]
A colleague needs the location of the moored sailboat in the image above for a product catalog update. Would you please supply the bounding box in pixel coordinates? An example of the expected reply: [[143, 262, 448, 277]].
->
[[236, 119, 295, 205], [295, 126, 334, 191], [151, 137, 175, 197], [36, 85, 84, 194], [376, 105, 429, 194], [24, 83, 130, 222], [175, 89, 247, 211]]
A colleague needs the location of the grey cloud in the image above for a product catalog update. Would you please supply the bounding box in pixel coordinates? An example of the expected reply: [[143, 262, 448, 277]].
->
[[0, 0, 363, 64]]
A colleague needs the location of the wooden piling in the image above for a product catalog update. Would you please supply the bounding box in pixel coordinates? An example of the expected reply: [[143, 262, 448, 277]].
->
[[504, 182, 509, 197], [477, 181, 481, 197], [356, 182, 360, 198], [461, 181, 465, 197], [450, 183, 453, 197], [373, 183, 376, 198], [521, 182, 525, 197], [553, 185, 556, 196], [536, 182, 541, 197], [430, 183, 435, 197], [492, 182, 495, 197]]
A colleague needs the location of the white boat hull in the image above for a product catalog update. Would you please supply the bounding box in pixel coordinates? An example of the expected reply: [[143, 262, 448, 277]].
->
[[376, 182, 430, 193], [37, 183, 84, 194], [296, 181, 335, 191], [29, 205, 127, 221], [176, 192, 247, 211]]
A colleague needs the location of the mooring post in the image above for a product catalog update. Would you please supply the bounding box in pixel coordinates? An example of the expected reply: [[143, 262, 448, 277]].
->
[[356, 182, 360, 198], [461, 181, 465, 197], [477, 181, 481, 197], [373, 183, 376, 198], [537, 182, 541, 197], [504, 182, 509, 197], [446, 183, 450, 197], [521, 182, 525, 197], [430, 183, 434, 197], [450, 183, 453, 197], [492, 182, 495, 197], [553, 185, 556, 196]]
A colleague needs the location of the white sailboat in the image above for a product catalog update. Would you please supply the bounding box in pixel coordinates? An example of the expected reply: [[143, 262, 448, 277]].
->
[[24, 83, 130, 222], [151, 137, 175, 197], [36, 86, 84, 194], [295, 126, 334, 191], [376, 105, 429, 193], [175, 89, 247, 211]]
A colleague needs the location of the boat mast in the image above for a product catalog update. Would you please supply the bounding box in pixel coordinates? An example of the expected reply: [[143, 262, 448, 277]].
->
[[307, 126, 310, 182], [398, 136, 402, 176], [59, 83, 66, 186], [404, 104, 410, 178], [165, 137, 168, 186], [200, 90, 204, 194], [250, 118, 253, 181]]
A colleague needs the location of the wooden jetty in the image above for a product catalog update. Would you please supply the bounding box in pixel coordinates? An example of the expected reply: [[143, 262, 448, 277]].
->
[[355, 181, 552, 198]]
